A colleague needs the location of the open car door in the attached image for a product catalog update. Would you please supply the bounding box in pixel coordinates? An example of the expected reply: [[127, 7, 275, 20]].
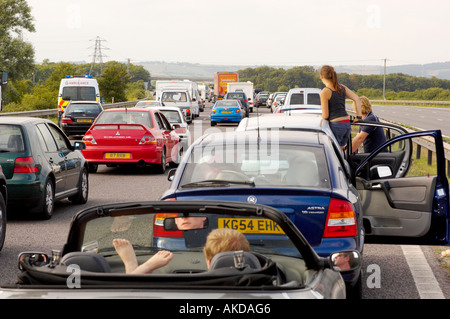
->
[[350, 126, 449, 245]]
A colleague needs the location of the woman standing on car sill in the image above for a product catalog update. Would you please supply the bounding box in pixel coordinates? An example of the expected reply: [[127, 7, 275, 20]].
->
[[319, 65, 363, 150]]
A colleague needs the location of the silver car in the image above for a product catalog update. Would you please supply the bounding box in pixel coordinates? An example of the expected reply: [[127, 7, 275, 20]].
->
[[1, 201, 360, 299]]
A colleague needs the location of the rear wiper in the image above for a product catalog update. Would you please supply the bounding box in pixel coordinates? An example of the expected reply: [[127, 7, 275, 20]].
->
[[0, 149, 10, 153], [181, 179, 255, 188]]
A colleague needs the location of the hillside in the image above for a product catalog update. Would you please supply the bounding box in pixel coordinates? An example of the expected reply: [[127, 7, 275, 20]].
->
[[138, 61, 450, 81]]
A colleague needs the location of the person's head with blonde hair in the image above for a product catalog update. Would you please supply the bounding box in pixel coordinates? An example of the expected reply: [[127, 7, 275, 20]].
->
[[359, 96, 372, 116], [203, 228, 250, 268]]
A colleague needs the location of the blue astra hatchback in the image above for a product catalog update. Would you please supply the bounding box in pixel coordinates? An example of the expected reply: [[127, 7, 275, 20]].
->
[[211, 100, 245, 126], [162, 124, 449, 298]]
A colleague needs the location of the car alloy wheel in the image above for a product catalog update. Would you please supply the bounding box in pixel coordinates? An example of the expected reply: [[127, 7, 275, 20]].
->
[[69, 168, 89, 204], [41, 179, 54, 220]]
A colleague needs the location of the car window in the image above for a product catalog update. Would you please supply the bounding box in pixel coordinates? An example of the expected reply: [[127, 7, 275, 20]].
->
[[180, 144, 330, 188], [290, 93, 304, 104], [307, 93, 321, 105], [96, 111, 152, 127], [36, 124, 58, 152], [160, 110, 182, 123], [67, 103, 102, 114], [156, 112, 171, 130], [216, 101, 239, 107], [0, 125, 25, 153], [161, 92, 187, 102], [79, 87, 96, 101], [62, 87, 96, 101], [227, 93, 245, 100], [48, 124, 71, 150], [154, 112, 164, 130]]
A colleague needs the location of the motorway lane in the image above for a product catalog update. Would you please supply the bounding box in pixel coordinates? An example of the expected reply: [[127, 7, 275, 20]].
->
[[369, 104, 450, 138], [0, 103, 448, 299]]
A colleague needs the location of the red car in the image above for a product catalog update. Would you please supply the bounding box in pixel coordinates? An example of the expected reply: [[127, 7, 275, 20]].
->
[[81, 108, 180, 174]]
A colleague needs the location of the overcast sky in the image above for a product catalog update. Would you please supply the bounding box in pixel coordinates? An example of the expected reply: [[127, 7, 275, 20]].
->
[[24, 0, 450, 67]]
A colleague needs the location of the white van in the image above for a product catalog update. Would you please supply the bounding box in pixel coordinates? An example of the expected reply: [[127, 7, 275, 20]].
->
[[276, 88, 322, 114], [58, 75, 100, 114], [227, 82, 254, 112], [155, 80, 200, 116]]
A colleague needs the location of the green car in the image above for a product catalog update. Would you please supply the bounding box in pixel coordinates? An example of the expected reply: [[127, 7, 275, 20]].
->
[[0, 165, 7, 251], [0, 117, 88, 219]]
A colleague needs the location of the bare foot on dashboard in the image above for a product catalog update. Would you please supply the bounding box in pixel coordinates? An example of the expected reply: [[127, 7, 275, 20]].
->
[[113, 238, 138, 274], [132, 250, 174, 274]]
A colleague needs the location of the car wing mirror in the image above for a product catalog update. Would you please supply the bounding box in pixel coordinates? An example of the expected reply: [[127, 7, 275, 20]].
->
[[330, 250, 361, 272], [167, 168, 176, 181], [370, 165, 393, 179], [73, 141, 86, 150], [172, 123, 181, 130], [18, 252, 50, 271]]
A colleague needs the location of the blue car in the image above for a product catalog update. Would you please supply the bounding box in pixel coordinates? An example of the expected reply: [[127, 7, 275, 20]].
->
[[162, 115, 449, 298], [210, 100, 245, 126]]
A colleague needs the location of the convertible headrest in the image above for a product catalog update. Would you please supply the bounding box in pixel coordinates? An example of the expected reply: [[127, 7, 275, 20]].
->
[[209, 251, 261, 271]]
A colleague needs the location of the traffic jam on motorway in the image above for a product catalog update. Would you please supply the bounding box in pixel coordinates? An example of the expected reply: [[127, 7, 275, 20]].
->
[[0, 72, 448, 300]]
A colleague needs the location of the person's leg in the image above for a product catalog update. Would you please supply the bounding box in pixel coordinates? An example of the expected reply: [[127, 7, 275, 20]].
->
[[131, 250, 174, 274]]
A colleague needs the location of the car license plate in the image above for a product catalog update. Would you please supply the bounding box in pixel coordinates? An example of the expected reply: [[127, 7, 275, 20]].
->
[[221, 110, 232, 113], [218, 218, 284, 234], [76, 119, 92, 123], [104, 153, 131, 159]]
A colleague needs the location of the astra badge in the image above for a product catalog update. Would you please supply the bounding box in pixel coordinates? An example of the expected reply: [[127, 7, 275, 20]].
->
[[247, 195, 257, 204]]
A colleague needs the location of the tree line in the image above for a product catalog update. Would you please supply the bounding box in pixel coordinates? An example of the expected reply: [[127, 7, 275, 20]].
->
[[0, 0, 149, 112], [239, 66, 450, 101]]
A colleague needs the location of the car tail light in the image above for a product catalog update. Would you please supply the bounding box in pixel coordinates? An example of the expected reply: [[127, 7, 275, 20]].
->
[[236, 109, 241, 113], [82, 134, 97, 145], [61, 117, 73, 123], [14, 157, 39, 173], [276, 109, 281, 113], [139, 135, 156, 145], [153, 213, 183, 238], [323, 198, 357, 238], [244, 99, 248, 103], [164, 197, 177, 201], [211, 109, 216, 113], [186, 109, 191, 115]]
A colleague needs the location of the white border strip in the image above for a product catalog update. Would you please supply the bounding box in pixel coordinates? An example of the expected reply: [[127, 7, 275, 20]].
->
[[401, 245, 445, 299]]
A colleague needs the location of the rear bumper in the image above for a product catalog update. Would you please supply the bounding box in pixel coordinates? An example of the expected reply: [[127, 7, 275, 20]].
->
[[82, 146, 162, 164], [211, 115, 242, 123], [6, 175, 42, 204]]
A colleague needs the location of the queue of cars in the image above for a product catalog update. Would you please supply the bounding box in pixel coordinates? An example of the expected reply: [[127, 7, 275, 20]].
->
[[1, 89, 449, 300], [162, 113, 450, 298]]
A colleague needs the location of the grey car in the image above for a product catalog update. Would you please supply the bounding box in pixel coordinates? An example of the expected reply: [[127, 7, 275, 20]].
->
[[1, 201, 360, 299]]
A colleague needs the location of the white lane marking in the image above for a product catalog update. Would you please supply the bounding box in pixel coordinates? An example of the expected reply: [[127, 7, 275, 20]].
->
[[401, 245, 445, 299]]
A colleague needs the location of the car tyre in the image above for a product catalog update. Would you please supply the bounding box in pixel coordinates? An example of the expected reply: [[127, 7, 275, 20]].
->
[[156, 148, 166, 174], [39, 178, 54, 220], [69, 168, 89, 205], [211, 121, 216, 126], [0, 192, 6, 251]]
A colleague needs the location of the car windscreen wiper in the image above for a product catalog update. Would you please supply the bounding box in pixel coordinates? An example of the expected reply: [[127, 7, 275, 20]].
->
[[181, 179, 255, 188]]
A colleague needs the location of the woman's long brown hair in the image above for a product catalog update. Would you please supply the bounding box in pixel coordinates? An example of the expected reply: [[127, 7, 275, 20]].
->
[[320, 65, 343, 95]]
